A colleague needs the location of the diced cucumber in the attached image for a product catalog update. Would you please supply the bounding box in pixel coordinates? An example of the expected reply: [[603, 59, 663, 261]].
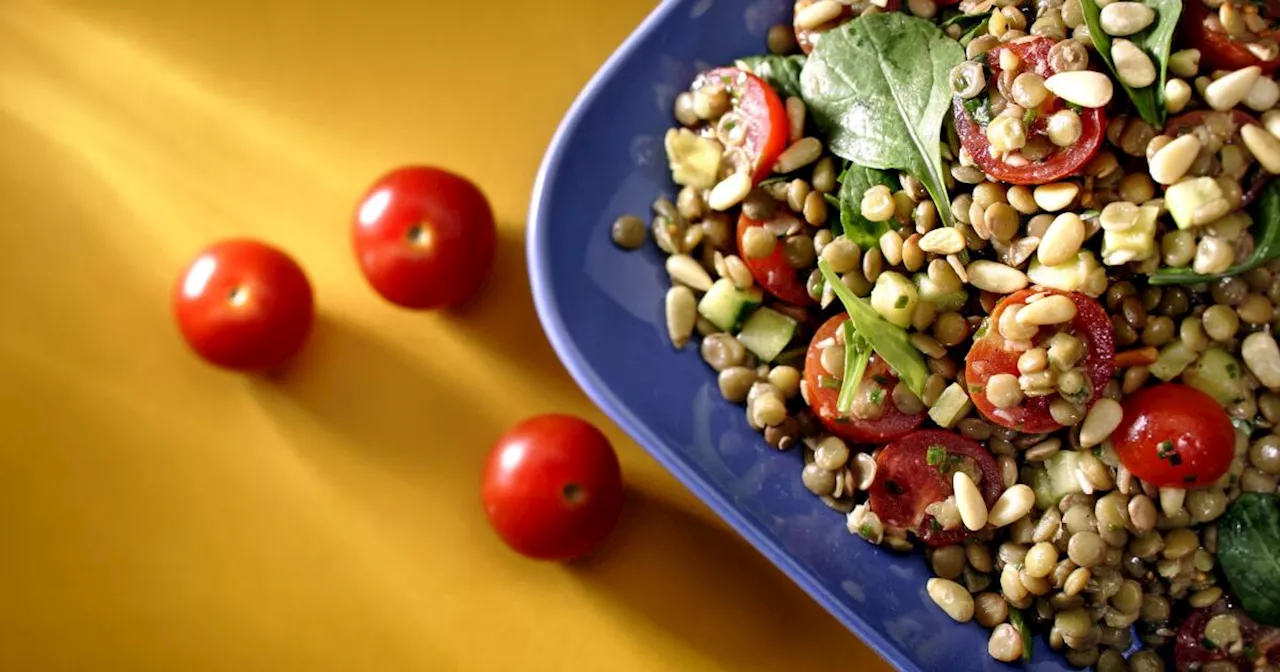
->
[[1023, 467, 1056, 511], [912, 273, 967, 312], [1024, 449, 1086, 510], [664, 128, 723, 189], [1027, 249, 1105, 295], [697, 279, 762, 332], [870, 271, 918, 328], [1183, 347, 1246, 406], [736, 307, 798, 363], [1150, 341, 1198, 381], [927, 383, 972, 428], [1165, 177, 1223, 230], [1101, 204, 1158, 266]]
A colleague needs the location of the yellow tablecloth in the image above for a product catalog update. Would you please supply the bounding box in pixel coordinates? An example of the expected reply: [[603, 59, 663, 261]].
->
[[0, 1, 893, 669]]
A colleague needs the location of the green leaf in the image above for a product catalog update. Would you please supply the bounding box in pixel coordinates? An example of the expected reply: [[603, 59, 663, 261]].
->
[[1008, 608, 1033, 661], [837, 328, 872, 414], [801, 13, 963, 227], [1079, 0, 1181, 128], [817, 260, 929, 398], [735, 54, 806, 100], [1218, 493, 1280, 625], [1151, 180, 1280, 285], [836, 164, 901, 245], [958, 17, 990, 47]]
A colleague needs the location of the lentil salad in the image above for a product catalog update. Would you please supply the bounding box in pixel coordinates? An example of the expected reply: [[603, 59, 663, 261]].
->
[[614, 0, 1280, 669]]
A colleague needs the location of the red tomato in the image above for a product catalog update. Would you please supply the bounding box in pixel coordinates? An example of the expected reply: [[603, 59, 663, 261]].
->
[[867, 430, 1003, 546], [1111, 384, 1235, 488], [1182, 1, 1280, 74], [965, 289, 1115, 433], [1176, 599, 1280, 672], [482, 415, 624, 561], [952, 37, 1105, 185], [352, 166, 496, 310], [803, 314, 926, 444], [697, 68, 788, 183], [794, 0, 902, 54], [1166, 109, 1260, 141], [173, 240, 314, 372], [737, 213, 815, 305]]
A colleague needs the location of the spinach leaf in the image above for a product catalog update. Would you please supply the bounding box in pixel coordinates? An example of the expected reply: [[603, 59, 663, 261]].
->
[[1218, 493, 1280, 626], [838, 328, 873, 414], [800, 13, 963, 227], [817, 260, 929, 397], [1150, 179, 1280, 285], [836, 164, 901, 246], [937, 11, 989, 46], [958, 17, 990, 47], [736, 54, 806, 100], [1079, 0, 1181, 128]]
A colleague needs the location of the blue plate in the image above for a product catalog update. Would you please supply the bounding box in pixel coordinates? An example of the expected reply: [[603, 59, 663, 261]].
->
[[528, 2, 1071, 669]]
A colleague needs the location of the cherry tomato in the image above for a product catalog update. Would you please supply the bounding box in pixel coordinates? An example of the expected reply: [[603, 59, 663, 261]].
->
[[1182, 0, 1280, 74], [965, 289, 1115, 433], [352, 166, 496, 310], [1166, 109, 1261, 138], [1111, 384, 1235, 488], [803, 314, 926, 445], [482, 414, 624, 561], [737, 213, 815, 305], [1176, 599, 1280, 672], [952, 37, 1105, 185], [697, 68, 789, 183], [867, 430, 1003, 546], [794, 0, 902, 54], [173, 239, 314, 372]]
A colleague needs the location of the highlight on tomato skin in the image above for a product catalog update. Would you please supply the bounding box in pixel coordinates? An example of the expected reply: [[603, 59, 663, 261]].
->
[[1111, 384, 1236, 488]]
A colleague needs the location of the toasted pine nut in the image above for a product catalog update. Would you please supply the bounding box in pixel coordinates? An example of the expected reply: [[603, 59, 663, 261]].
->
[[1079, 398, 1123, 448], [966, 260, 1029, 294], [1099, 2, 1154, 36], [708, 172, 752, 211], [920, 227, 966, 254], [1033, 182, 1079, 212], [666, 254, 714, 291], [1242, 125, 1280, 174], [1037, 213, 1086, 265], [1204, 66, 1262, 111], [1016, 294, 1077, 325], [1243, 332, 1280, 389], [987, 484, 1035, 528], [795, 0, 842, 30], [785, 97, 806, 145], [773, 137, 824, 174], [1112, 39, 1156, 88], [665, 286, 697, 348], [927, 579, 975, 622], [954, 471, 988, 531], [1044, 71, 1113, 108], [1148, 134, 1201, 184]]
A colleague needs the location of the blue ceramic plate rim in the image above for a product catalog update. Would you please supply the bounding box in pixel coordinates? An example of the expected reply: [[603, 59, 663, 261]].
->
[[526, 2, 915, 669]]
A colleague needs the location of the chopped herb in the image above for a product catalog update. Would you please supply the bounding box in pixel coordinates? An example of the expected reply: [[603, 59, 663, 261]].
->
[[963, 94, 993, 126], [1092, 445, 1103, 457], [1023, 107, 1038, 125], [819, 376, 842, 390], [859, 523, 875, 538], [894, 295, 909, 309], [886, 479, 904, 495], [1201, 638, 1217, 651], [927, 445, 947, 466], [1008, 609, 1033, 661], [1067, 101, 1083, 114], [1227, 362, 1240, 379], [869, 387, 885, 404], [929, 518, 943, 532], [1078, 209, 1101, 219]]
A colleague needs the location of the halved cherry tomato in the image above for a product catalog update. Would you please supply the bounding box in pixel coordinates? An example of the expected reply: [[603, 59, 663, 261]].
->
[[352, 166, 496, 310], [867, 430, 1003, 546], [965, 289, 1115, 433], [1176, 599, 1280, 672], [737, 213, 815, 305], [1111, 384, 1235, 488], [1166, 109, 1260, 139], [173, 239, 314, 372], [696, 68, 788, 183], [794, 0, 903, 54], [803, 314, 927, 444], [1182, 0, 1280, 74], [482, 414, 624, 561], [952, 37, 1105, 185]]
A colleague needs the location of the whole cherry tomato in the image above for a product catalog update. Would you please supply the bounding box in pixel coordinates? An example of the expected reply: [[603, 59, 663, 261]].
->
[[353, 166, 496, 310], [696, 68, 789, 183], [173, 239, 314, 372], [1111, 384, 1235, 488], [482, 415, 624, 561], [737, 212, 815, 305]]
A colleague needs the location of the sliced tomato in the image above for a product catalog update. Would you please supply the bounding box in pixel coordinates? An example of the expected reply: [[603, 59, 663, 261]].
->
[[737, 213, 815, 305], [794, 0, 902, 54], [1166, 109, 1260, 138], [1176, 599, 1280, 672], [1181, 0, 1280, 74], [803, 314, 926, 444], [867, 430, 1003, 546], [1111, 384, 1235, 488], [952, 37, 1105, 185], [965, 289, 1115, 433], [696, 68, 788, 183]]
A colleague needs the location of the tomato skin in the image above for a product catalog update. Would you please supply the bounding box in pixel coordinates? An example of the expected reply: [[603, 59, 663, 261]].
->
[[737, 213, 815, 305], [482, 415, 624, 561], [868, 430, 1003, 546], [173, 240, 314, 372], [1175, 599, 1280, 672], [352, 166, 496, 310], [803, 314, 926, 444], [794, 0, 902, 54], [699, 68, 789, 183], [1182, 1, 1280, 74], [953, 37, 1105, 185], [1111, 384, 1235, 488], [1166, 109, 1260, 138]]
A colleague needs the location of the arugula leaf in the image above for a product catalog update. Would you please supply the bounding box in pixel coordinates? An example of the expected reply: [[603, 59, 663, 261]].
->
[[1218, 493, 1280, 626], [800, 13, 963, 226], [1151, 179, 1280, 285], [1079, 0, 1181, 128], [837, 328, 873, 414], [817, 260, 928, 397], [735, 54, 806, 100], [836, 164, 901, 245]]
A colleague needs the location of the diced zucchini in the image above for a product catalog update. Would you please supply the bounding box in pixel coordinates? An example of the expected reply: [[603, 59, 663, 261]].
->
[[1027, 250, 1106, 297], [664, 128, 723, 189], [928, 383, 972, 428], [736, 307, 798, 363], [912, 272, 967, 312], [1165, 177, 1223, 230], [697, 279, 762, 332], [870, 271, 918, 328], [1102, 204, 1158, 266], [1150, 341, 1198, 381], [1183, 347, 1246, 406], [1037, 450, 1085, 507]]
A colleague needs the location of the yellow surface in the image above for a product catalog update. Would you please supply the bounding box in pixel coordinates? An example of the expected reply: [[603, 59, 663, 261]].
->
[[0, 1, 894, 670]]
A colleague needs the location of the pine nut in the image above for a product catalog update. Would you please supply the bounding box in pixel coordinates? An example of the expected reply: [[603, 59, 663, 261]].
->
[[795, 0, 842, 30], [988, 624, 1023, 663], [1243, 76, 1280, 112], [1038, 213, 1086, 265], [773, 137, 823, 174], [920, 227, 966, 254], [1148, 134, 1201, 184], [1265, 109, 1280, 139], [1204, 66, 1262, 111], [954, 471, 987, 531], [1112, 39, 1156, 88], [1099, 2, 1154, 36], [665, 286, 696, 348], [1169, 48, 1201, 78], [1159, 486, 1186, 517], [1242, 125, 1280, 174], [1243, 332, 1280, 389], [1016, 294, 1077, 325], [927, 579, 975, 622], [1165, 78, 1192, 113], [708, 172, 752, 211], [723, 254, 754, 289], [1044, 71, 1114, 108], [666, 254, 714, 291], [1033, 182, 1079, 212], [966, 260, 1029, 294], [785, 97, 806, 145], [880, 230, 905, 266], [987, 484, 1035, 527], [1080, 397, 1123, 447]]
